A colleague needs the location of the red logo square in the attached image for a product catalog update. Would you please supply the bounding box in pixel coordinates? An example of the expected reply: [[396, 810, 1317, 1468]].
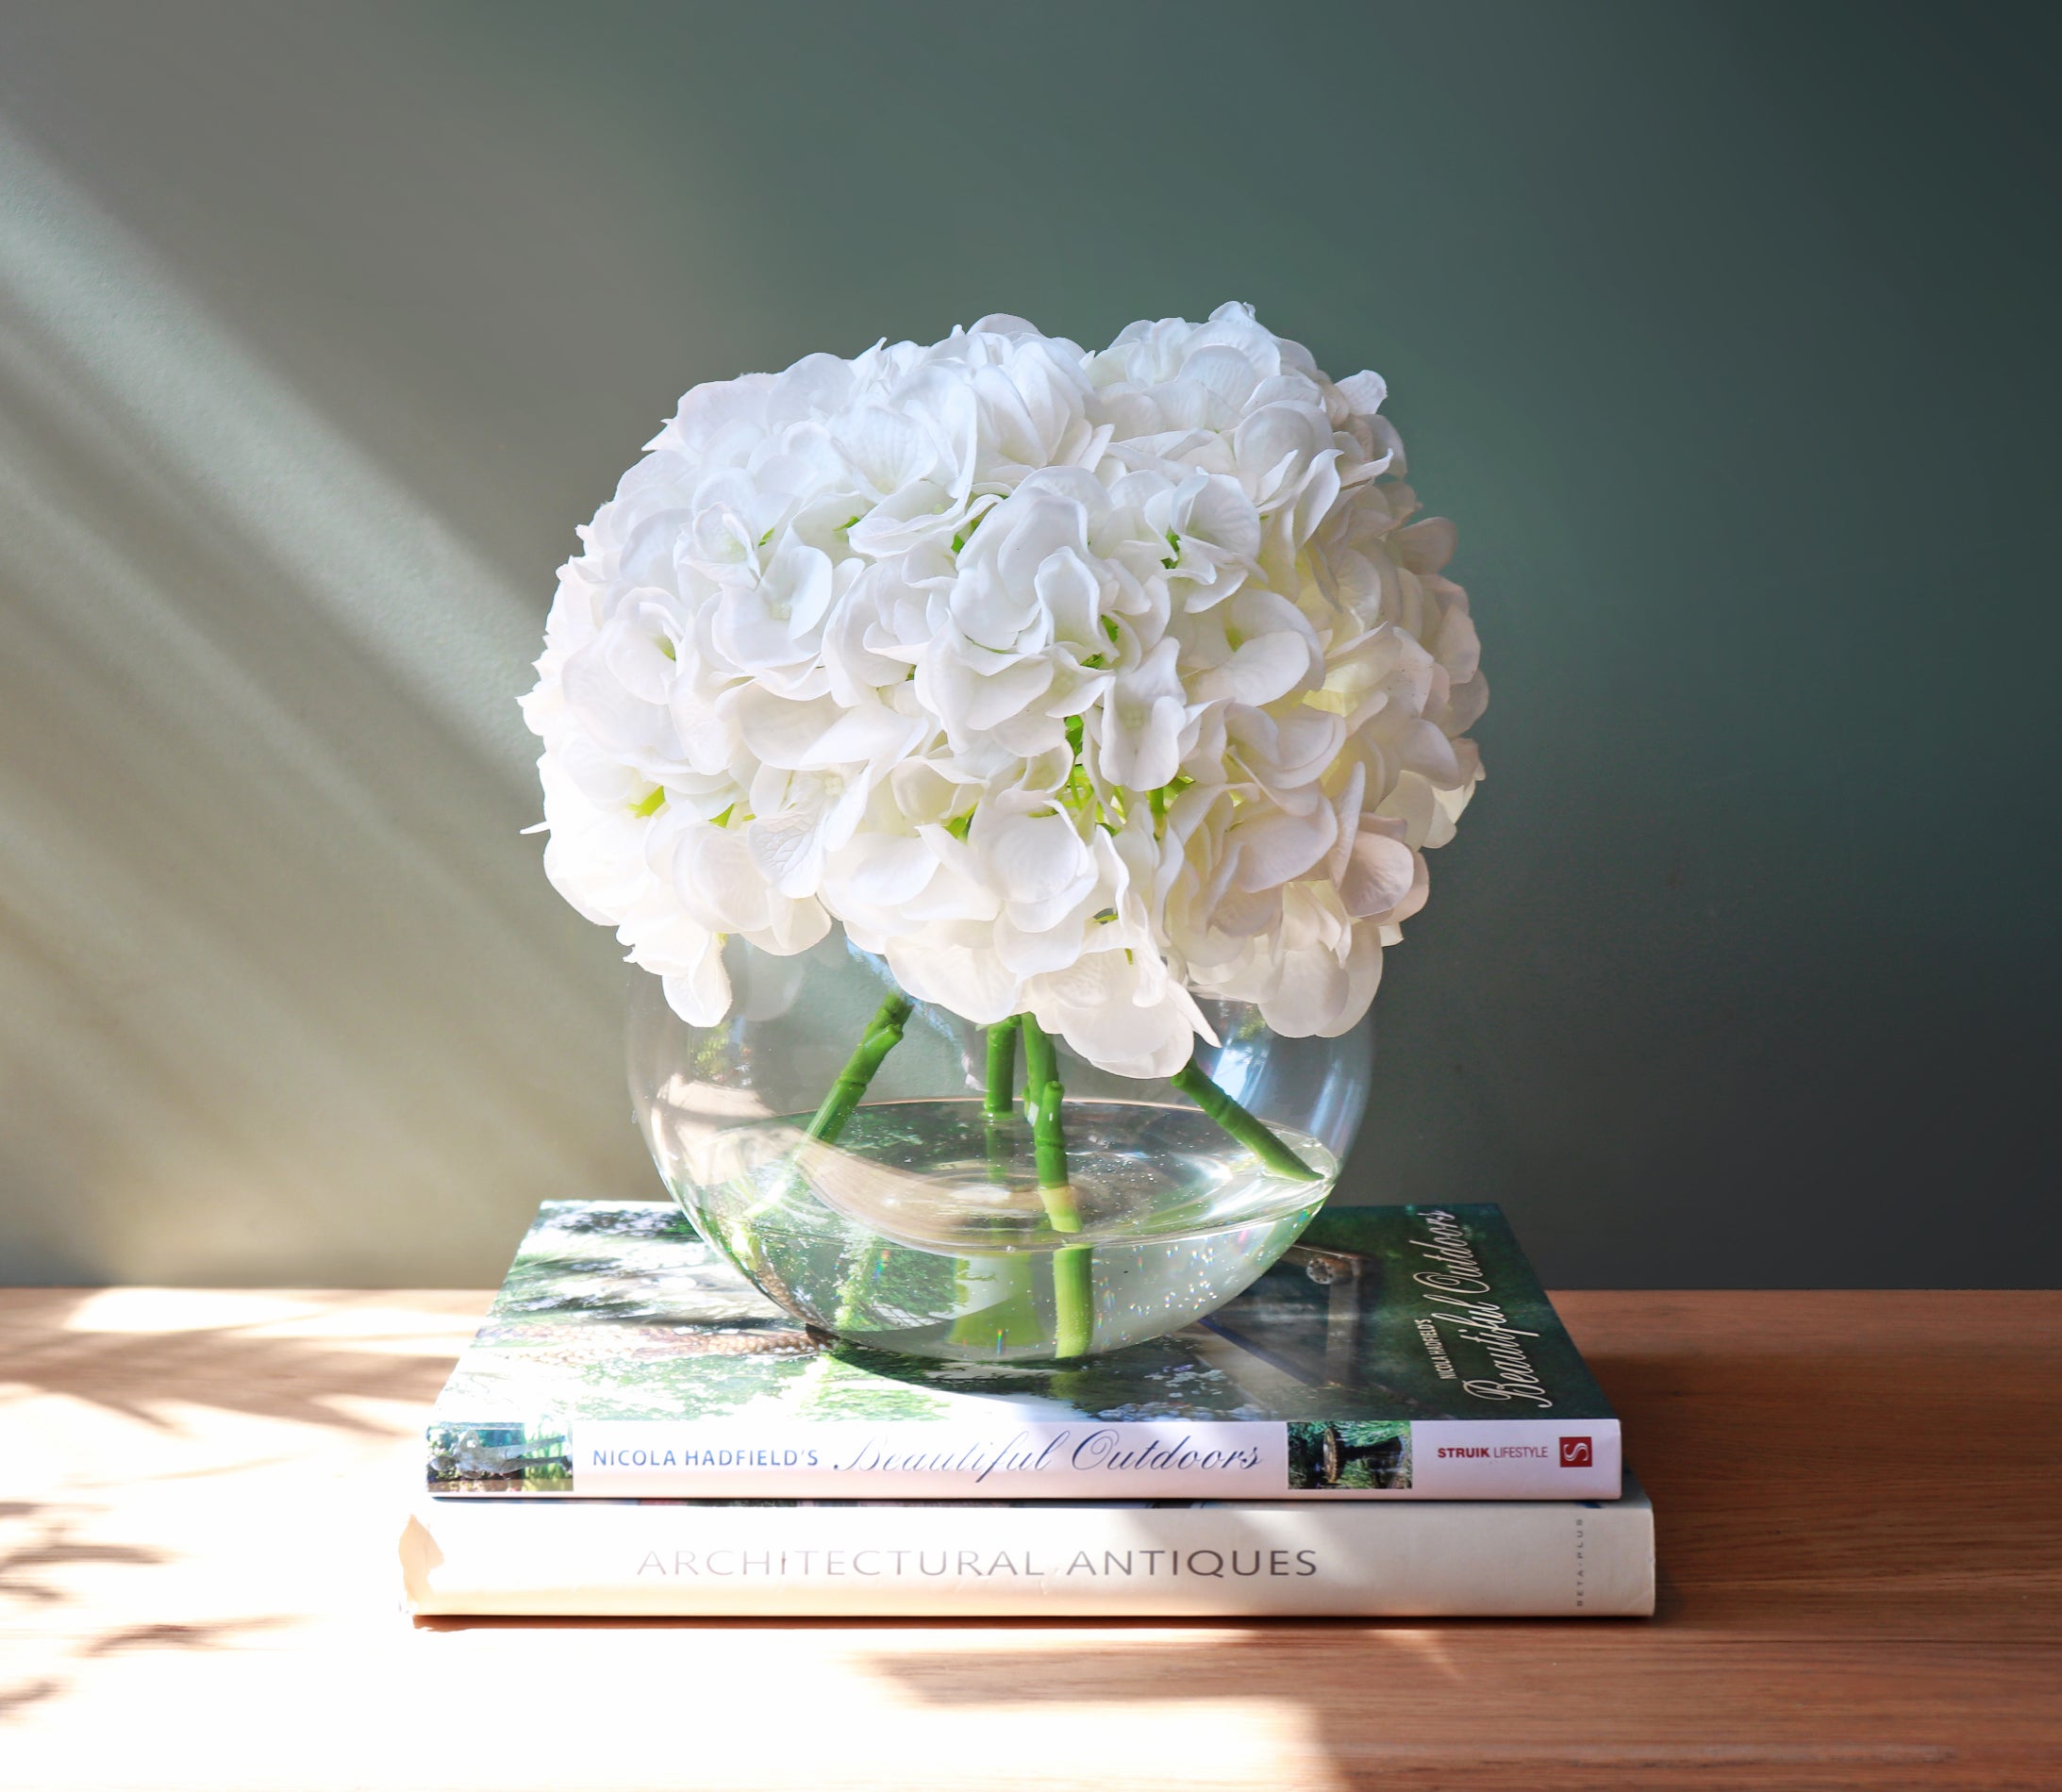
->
[[1558, 1436, 1593, 1468]]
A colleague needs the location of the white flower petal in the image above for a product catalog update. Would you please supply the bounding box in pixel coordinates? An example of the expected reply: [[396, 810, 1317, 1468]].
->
[[1030, 951, 1199, 1079], [1333, 370, 1388, 417], [660, 954, 730, 1027], [885, 938, 1020, 1025], [1339, 830, 1416, 920]]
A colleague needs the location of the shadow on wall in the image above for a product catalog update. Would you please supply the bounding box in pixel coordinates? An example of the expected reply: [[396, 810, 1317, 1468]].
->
[[0, 122, 640, 1286]]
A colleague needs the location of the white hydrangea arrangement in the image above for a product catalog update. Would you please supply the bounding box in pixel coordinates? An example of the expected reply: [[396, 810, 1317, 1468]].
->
[[523, 304, 1485, 1084]]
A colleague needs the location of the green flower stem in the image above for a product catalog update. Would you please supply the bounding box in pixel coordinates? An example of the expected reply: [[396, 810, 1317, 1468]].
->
[[807, 991, 914, 1146], [1171, 1057, 1322, 1181], [746, 988, 916, 1236], [809, 989, 913, 1338], [1018, 1016, 1078, 1225], [1049, 1246, 1093, 1358], [982, 1015, 1019, 1185], [984, 1016, 1021, 1118], [1020, 1014, 1092, 1359], [951, 1019, 1044, 1353]]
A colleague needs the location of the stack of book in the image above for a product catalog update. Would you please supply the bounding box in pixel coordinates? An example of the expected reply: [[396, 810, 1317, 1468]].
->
[[401, 1201, 1653, 1617]]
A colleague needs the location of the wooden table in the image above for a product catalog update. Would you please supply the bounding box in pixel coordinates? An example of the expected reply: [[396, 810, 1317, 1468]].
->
[[3, 1288, 2057, 1791]]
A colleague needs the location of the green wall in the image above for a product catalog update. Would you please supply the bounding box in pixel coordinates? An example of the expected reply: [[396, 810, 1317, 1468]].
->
[[0, 2, 2054, 1285]]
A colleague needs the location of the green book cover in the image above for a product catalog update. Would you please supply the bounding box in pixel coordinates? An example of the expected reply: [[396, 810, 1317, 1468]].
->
[[427, 1201, 1620, 1501]]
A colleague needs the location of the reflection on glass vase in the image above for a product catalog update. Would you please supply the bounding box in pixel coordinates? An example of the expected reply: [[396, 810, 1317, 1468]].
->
[[628, 928, 1373, 1363]]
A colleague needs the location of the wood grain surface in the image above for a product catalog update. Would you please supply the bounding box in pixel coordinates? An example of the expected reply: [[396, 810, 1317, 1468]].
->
[[3, 1287, 2057, 1791]]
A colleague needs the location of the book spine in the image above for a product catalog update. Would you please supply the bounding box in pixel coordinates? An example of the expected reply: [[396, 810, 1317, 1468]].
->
[[432, 1418, 1621, 1500], [401, 1495, 1654, 1618]]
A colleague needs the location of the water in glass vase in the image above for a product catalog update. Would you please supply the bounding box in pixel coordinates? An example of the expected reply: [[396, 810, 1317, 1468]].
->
[[669, 1098, 1337, 1361]]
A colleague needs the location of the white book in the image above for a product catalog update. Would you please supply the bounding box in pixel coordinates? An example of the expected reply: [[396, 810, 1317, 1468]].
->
[[400, 1479, 1654, 1618]]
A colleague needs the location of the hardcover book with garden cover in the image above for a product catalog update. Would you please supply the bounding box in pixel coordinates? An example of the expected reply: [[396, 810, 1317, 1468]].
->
[[426, 1200, 1619, 1501]]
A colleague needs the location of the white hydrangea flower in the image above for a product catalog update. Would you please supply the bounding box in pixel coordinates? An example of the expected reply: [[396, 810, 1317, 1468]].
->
[[523, 304, 1486, 1079]]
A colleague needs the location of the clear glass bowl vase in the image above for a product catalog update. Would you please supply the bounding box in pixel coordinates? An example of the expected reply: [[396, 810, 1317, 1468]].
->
[[628, 929, 1372, 1361]]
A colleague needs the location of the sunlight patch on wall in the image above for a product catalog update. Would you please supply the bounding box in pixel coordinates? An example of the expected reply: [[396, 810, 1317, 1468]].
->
[[0, 118, 540, 774], [0, 116, 630, 1285]]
